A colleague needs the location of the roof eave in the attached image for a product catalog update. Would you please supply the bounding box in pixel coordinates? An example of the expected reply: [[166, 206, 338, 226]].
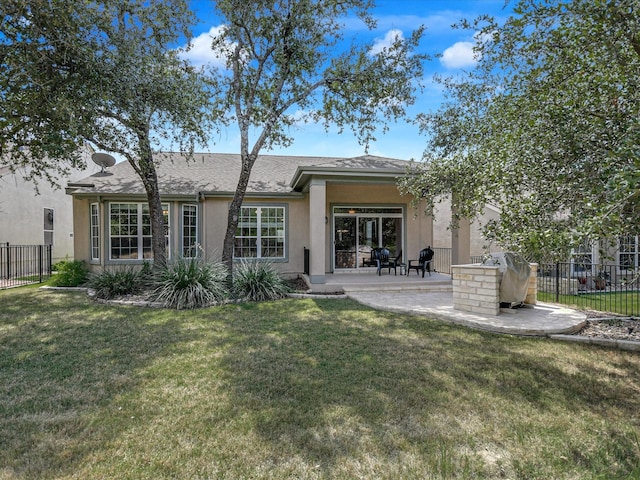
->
[[290, 166, 407, 191], [199, 190, 305, 199]]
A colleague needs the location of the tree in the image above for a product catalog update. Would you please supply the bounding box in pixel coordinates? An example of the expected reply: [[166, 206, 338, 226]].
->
[[1, 0, 215, 267], [400, 0, 640, 261], [207, 0, 426, 275]]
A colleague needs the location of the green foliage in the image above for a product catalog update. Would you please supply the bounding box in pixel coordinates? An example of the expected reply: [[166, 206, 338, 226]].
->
[[51, 258, 70, 272], [89, 267, 144, 300], [1, 0, 217, 266], [232, 260, 291, 302], [152, 257, 229, 310], [401, 0, 640, 260], [49, 260, 90, 287]]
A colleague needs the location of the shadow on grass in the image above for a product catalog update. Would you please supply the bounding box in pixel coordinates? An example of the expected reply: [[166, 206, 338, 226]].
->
[[0, 289, 197, 478], [1, 290, 639, 478], [217, 298, 640, 477]]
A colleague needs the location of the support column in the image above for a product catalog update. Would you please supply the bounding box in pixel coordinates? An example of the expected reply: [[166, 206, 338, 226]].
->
[[451, 200, 471, 266], [308, 179, 326, 284]]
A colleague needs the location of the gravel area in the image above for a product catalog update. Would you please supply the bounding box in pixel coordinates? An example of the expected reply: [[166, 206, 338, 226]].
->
[[578, 313, 640, 342]]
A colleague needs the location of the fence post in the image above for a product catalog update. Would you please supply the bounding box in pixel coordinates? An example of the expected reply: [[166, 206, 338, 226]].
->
[[47, 244, 52, 279], [38, 245, 43, 283], [555, 262, 560, 303], [5, 242, 10, 280]]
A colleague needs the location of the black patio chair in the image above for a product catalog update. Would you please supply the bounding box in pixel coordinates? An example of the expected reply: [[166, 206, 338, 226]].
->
[[407, 246, 434, 277], [373, 247, 401, 276], [361, 247, 379, 267]]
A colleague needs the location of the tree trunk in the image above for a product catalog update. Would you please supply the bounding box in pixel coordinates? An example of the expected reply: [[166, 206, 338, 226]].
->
[[136, 137, 167, 270], [144, 171, 167, 270], [222, 154, 255, 283]]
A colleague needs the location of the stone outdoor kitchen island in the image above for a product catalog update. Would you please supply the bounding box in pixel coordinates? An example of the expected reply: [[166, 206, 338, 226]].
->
[[452, 262, 538, 316]]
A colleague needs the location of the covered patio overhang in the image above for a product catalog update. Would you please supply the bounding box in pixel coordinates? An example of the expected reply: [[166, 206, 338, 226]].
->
[[291, 159, 471, 286]]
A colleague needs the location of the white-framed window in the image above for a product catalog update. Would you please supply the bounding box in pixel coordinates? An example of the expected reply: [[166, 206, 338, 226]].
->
[[234, 206, 285, 259], [182, 204, 198, 258], [619, 235, 639, 271], [570, 240, 595, 276], [90, 203, 100, 261], [44, 208, 54, 245], [109, 203, 169, 260]]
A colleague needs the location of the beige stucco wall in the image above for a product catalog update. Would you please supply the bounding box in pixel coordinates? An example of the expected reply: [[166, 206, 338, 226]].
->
[[72, 197, 92, 265], [200, 196, 309, 277]]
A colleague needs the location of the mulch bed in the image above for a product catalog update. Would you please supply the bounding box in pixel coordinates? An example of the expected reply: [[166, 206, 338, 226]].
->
[[578, 313, 640, 342]]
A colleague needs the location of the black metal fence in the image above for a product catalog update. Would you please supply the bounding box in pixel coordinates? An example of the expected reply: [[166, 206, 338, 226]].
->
[[0, 243, 52, 289], [537, 262, 639, 317], [432, 247, 452, 274]]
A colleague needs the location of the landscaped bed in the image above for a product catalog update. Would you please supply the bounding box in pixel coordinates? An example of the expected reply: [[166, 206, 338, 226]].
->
[[1, 287, 639, 479]]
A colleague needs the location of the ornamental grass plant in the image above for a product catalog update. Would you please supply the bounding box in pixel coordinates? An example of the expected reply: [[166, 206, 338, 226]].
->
[[89, 266, 145, 299], [232, 260, 291, 302], [152, 256, 228, 309]]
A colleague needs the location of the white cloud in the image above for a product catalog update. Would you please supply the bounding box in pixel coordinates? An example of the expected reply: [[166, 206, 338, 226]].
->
[[369, 29, 404, 56], [178, 25, 232, 68], [440, 41, 478, 69]]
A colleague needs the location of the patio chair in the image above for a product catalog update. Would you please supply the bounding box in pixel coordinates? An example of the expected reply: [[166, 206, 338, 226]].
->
[[361, 247, 379, 267], [372, 247, 400, 276], [407, 246, 434, 277]]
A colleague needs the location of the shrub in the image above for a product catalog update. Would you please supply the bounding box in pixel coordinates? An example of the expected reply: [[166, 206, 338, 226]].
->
[[152, 257, 228, 310], [51, 259, 69, 272], [232, 260, 291, 302], [49, 260, 90, 287], [89, 267, 144, 299]]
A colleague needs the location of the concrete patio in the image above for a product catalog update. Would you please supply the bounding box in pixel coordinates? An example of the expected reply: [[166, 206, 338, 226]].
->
[[321, 270, 454, 293], [306, 271, 588, 336]]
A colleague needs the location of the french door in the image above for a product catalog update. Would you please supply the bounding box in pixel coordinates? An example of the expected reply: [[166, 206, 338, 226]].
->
[[333, 207, 403, 270]]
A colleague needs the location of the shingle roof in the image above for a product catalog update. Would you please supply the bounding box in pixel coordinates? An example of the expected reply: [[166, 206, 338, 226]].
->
[[68, 152, 412, 196]]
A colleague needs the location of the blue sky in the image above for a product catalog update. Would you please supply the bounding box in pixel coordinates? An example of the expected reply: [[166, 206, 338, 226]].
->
[[180, 0, 514, 161]]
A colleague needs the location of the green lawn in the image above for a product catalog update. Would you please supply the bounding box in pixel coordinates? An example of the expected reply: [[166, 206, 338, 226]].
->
[[538, 290, 640, 317], [1, 288, 639, 479]]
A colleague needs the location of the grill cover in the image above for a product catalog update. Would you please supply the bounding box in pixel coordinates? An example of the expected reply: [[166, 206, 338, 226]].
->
[[485, 252, 531, 304]]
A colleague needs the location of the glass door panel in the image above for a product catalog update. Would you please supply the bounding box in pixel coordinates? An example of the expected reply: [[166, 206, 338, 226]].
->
[[382, 217, 402, 259], [358, 217, 379, 267], [334, 217, 357, 268]]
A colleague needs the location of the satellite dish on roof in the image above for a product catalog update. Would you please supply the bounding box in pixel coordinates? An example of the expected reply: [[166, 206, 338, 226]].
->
[[92, 152, 116, 173]]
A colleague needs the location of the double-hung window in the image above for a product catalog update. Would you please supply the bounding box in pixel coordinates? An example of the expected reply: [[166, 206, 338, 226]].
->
[[109, 203, 169, 260], [234, 206, 285, 259], [619, 235, 639, 271]]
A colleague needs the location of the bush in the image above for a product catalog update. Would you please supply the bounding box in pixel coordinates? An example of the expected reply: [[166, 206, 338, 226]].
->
[[89, 267, 144, 299], [51, 259, 69, 272], [152, 257, 228, 310], [232, 260, 290, 302], [49, 260, 90, 287]]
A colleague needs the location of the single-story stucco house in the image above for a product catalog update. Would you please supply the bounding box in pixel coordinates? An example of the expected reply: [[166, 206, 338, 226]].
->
[[66, 152, 487, 285]]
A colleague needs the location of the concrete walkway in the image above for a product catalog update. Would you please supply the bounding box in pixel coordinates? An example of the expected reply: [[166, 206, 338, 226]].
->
[[346, 290, 588, 336]]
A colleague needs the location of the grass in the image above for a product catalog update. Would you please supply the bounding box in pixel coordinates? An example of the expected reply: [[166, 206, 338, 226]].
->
[[538, 290, 640, 317], [1, 288, 639, 479]]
